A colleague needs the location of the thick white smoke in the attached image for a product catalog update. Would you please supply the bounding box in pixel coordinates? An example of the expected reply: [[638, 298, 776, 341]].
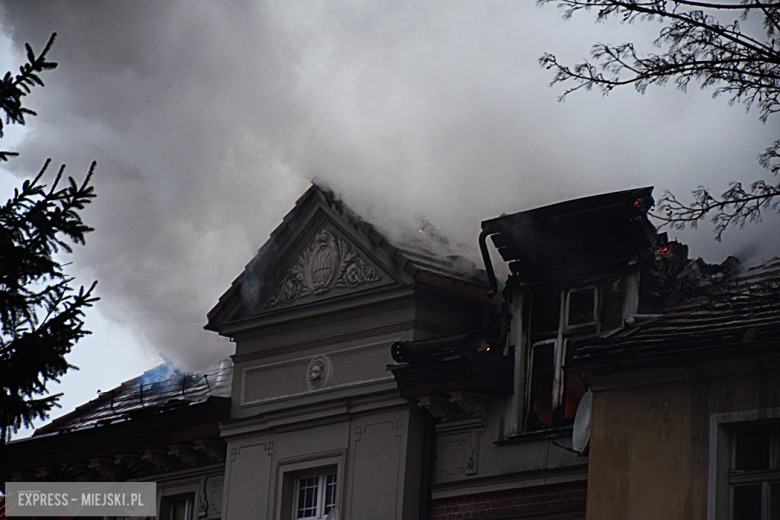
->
[[1, 1, 777, 369]]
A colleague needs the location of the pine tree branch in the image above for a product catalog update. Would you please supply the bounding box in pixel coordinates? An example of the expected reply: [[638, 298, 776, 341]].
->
[[0, 32, 97, 440], [0, 32, 57, 138]]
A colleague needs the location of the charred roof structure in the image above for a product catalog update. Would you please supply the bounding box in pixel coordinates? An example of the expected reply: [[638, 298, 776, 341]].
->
[[34, 361, 232, 435], [0, 361, 231, 480], [569, 257, 780, 373], [0, 362, 231, 518]]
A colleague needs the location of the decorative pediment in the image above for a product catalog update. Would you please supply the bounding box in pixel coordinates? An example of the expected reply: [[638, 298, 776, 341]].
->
[[263, 229, 384, 309]]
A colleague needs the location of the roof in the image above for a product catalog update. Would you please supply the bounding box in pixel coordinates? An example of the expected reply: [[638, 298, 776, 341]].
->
[[567, 258, 780, 373], [206, 184, 491, 330], [34, 360, 232, 435], [481, 187, 655, 278], [1, 394, 229, 484]]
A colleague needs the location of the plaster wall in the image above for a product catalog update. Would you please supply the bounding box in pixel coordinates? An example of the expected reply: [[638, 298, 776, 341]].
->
[[221, 406, 423, 520], [430, 395, 587, 500], [231, 292, 487, 420], [221, 286, 480, 519], [586, 366, 780, 520]]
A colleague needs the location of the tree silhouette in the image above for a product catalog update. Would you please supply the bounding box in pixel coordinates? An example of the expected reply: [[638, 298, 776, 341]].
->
[[0, 33, 98, 443]]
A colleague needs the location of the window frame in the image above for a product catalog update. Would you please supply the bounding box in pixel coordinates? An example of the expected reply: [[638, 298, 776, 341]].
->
[[708, 407, 780, 520], [504, 269, 638, 438], [523, 284, 599, 431], [293, 470, 337, 520], [273, 453, 343, 520], [564, 285, 598, 329]]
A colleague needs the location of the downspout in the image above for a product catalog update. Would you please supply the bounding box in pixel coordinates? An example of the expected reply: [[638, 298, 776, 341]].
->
[[478, 228, 498, 298]]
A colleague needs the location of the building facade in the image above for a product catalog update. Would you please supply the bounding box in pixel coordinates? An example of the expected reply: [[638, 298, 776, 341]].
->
[[3, 184, 775, 520], [205, 185, 499, 520], [570, 259, 780, 520]]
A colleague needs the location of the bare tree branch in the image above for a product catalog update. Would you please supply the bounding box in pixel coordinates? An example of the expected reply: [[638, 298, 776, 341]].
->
[[540, 0, 780, 236]]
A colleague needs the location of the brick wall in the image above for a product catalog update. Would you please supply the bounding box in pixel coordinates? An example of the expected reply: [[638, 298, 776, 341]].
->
[[430, 481, 587, 520]]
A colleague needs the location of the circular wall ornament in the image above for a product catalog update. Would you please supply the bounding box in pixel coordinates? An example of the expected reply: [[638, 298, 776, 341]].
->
[[306, 355, 333, 391]]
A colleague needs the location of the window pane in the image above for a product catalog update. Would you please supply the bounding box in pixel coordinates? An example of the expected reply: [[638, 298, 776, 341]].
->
[[568, 288, 595, 326], [771, 483, 780, 520], [563, 340, 588, 419], [531, 289, 560, 333], [735, 429, 771, 470], [297, 477, 319, 518], [527, 342, 555, 427], [601, 278, 625, 329], [324, 474, 337, 514], [733, 485, 762, 520]]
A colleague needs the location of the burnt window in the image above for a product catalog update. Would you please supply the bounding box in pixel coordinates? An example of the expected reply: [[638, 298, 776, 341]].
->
[[531, 289, 560, 334], [566, 287, 596, 327], [524, 283, 612, 431], [563, 340, 588, 420], [527, 340, 556, 427], [601, 277, 626, 330]]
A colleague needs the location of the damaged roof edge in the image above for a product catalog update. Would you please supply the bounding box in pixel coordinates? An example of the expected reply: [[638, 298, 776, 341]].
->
[[481, 187, 654, 232], [479, 187, 656, 274], [565, 337, 780, 375]]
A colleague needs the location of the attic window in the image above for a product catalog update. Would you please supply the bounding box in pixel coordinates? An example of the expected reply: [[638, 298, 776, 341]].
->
[[524, 284, 605, 432]]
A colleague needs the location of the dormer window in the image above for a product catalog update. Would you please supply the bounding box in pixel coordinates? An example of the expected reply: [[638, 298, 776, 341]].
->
[[523, 278, 627, 431]]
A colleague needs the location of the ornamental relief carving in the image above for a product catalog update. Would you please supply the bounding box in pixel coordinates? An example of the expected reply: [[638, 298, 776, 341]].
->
[[264, 229, 380, 308], [306, 355, 332, 391]]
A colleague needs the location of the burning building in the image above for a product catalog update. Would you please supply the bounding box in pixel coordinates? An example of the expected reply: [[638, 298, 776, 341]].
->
[[1, 183, 777, 520], [203, 184, 496, 520]]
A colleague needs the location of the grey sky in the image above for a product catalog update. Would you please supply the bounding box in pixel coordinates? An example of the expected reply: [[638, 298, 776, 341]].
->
[[1, 1, 778, 376]]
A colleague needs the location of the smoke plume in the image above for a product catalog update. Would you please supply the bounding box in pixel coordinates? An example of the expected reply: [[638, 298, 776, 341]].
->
[[1, 1, 777, 369]]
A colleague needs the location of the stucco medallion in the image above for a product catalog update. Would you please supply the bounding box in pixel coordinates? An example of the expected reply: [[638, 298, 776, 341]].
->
[[306, 355, 333, 391], [264, 229, 380, 308]]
